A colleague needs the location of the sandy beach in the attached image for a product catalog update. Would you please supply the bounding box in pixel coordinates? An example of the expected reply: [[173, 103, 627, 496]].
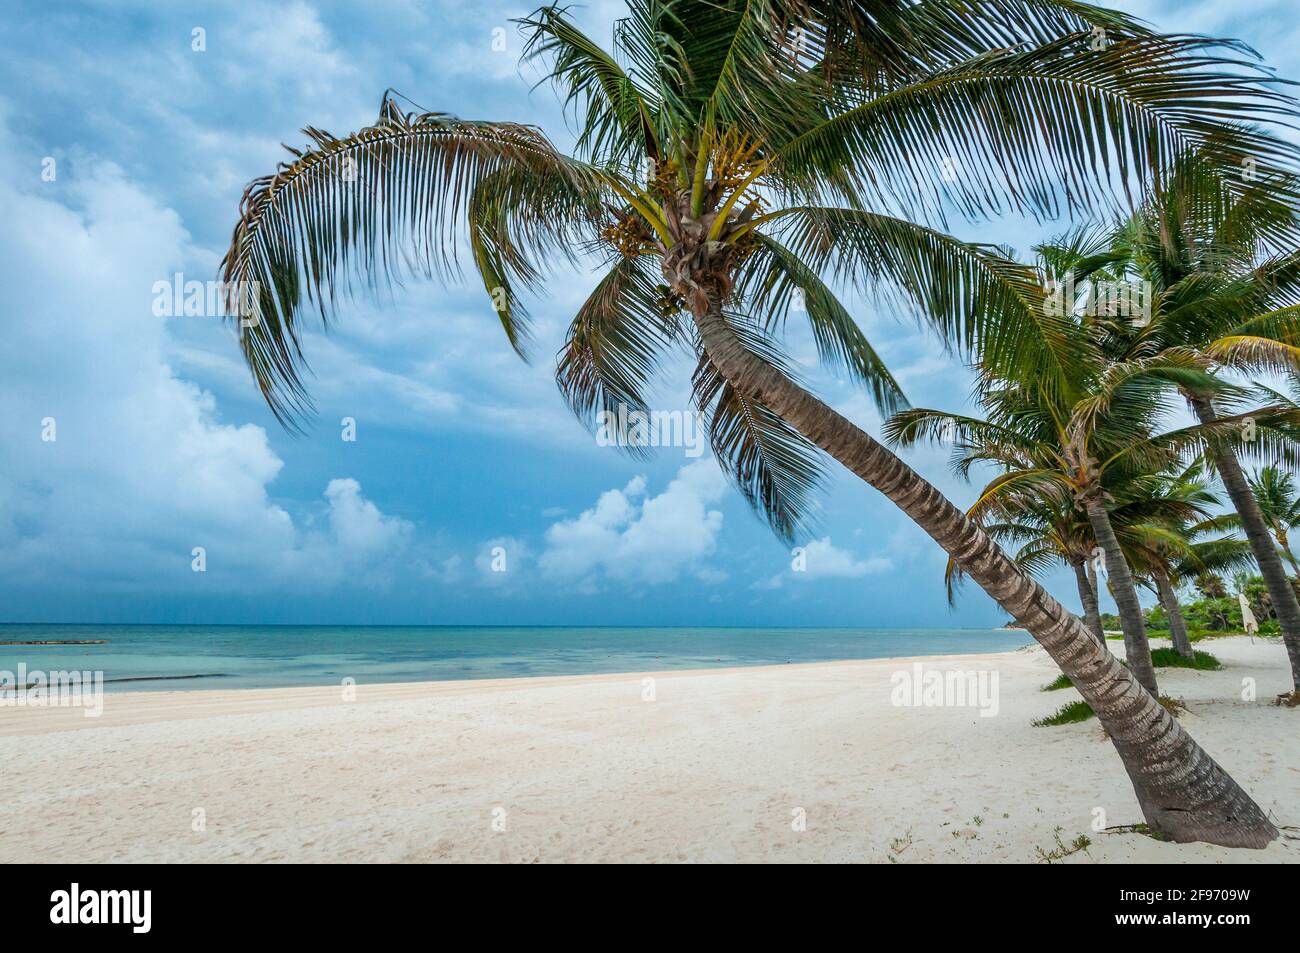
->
[[1, 635, 1295, 863]]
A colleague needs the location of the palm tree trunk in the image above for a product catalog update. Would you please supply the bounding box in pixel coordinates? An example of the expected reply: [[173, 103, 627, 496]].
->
[[1277, 528, 1300, 581], [1154, 566, 1194, 660], [1087, 559, 1104, 618], [1072, 560, 1106, 644], [1083, 499, 1160, 696], [692, 302, 1276, 848], [1190, 395, 1300, 690]]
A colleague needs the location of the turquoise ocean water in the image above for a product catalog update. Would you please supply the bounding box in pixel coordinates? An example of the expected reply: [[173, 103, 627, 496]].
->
[[0, 624, 1033, 692]]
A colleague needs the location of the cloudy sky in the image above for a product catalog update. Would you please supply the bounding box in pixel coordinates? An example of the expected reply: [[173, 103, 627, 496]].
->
[[2, 0, 1298, 627]]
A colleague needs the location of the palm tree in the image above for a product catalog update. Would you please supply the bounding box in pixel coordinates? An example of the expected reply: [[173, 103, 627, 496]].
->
[[1119, 465, 1255, 659], [220, 1, 1298, 845], [889, 345, 1242, 696], [1245, 466, 1300, 580], [963, 488, 1108, 644], [1162, 524, 1258, 651], [963, 460, 1249, 659], [1197, 572, 1230, 599], [1101, 155, 1300, 689]]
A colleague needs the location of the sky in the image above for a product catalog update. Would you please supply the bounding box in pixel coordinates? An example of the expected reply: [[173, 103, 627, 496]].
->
[[2, 0, 1298, 627]]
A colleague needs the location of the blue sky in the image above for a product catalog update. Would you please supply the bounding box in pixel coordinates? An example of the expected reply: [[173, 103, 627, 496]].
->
[[2, 0, 1298, 627]]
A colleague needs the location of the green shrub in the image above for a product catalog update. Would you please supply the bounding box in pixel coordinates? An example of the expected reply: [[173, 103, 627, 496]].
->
[[1041, 673, 1073, 692], [1150, 648, 1221, 671]]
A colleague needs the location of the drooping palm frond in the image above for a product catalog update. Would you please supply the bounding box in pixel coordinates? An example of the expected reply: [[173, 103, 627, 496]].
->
[[884, 406, 1053, 476], [555, 254, 679, 452], [734, 233, 906, 414], [221, 98, 613, 424], [1170, 535, 1257, 584], [468, 159, 610, 349], [1249, 465, 1300, 529], [691, 315, 825, 541], [768, 206, 1069, 386]]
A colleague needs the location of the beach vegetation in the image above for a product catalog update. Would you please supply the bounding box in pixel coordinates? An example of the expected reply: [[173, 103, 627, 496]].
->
[[1032, 700, 1096, 726], [1041, 673, 1073, 692], [1033, 826, 1092, 862], [1150, 648, 1221, 671]]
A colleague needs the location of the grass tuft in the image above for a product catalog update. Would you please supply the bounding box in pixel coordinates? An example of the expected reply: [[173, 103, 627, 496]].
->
[[1041, 673, 1073, 692], [1033, 700, 1095, 727], [1150, 648, 1221, 670]]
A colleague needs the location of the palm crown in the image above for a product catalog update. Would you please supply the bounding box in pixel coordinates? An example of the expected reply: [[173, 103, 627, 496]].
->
[[221, 0, 1300, 544]]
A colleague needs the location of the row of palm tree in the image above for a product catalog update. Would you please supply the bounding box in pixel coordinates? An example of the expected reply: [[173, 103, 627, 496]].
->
[[889, 152, 1300, 697], [220, 2, 1300, 847]]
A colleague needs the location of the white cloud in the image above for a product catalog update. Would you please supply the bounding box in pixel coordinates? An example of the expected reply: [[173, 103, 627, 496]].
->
[[321, 478, 410, 553], [0, 131, 410, 596], [224, 2, 358, 99], [759, 536, 892, 589], [539, 461, 727, 585]]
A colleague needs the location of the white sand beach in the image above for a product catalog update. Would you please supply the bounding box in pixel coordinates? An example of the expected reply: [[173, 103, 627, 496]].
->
[[1, 636, 1295, 863]]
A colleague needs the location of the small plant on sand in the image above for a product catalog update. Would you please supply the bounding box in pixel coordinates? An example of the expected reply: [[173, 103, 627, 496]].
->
[[1033, 701, 1096, 727], [1158, 696, 1189, 717], [887, 830, 913, 863], [1034, 827, 1092, 863], [1104, 822, 1173, 842], [1150, 647, 1221, 670], [1041, 673, 1074, 692]]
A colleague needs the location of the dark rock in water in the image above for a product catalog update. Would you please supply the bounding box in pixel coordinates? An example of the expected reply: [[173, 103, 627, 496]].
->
[[104, 674, 230, 684], [0, 639, 110, 645]]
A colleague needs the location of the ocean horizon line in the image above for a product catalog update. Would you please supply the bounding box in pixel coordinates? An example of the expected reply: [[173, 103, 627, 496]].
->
[[0, 621, 1017, 631]]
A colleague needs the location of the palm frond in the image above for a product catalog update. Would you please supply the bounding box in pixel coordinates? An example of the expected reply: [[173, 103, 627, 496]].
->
[[221, 97, 609, 424], [735, 233, 907, 414], [770, 206, 1069, 385], [555, 254, 679, 454], [691, 315, 826, 541], [772, 33, 1300, 224]]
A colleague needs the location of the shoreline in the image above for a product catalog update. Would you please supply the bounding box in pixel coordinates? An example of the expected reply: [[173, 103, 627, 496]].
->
[[2, 646, 1042, 705], [1, 636, 1294, 863], [0, 626, 1038, 695]]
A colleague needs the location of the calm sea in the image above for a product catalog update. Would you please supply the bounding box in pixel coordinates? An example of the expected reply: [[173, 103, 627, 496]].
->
[[0, 624, 1033, 692]]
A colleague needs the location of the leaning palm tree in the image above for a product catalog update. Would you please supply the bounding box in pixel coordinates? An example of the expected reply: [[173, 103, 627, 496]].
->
[[886, 219, 1280, 698], [220, 1, 1300, 845]]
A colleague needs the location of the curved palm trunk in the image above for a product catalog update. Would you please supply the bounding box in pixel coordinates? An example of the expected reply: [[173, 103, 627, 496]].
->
[[1191, 396, 1300, 690], [1154, 566, 1194, 660], [1083, 500, 1160, 696], [694, 302, 1276, 848], [1072, 560, 1106, 644]]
